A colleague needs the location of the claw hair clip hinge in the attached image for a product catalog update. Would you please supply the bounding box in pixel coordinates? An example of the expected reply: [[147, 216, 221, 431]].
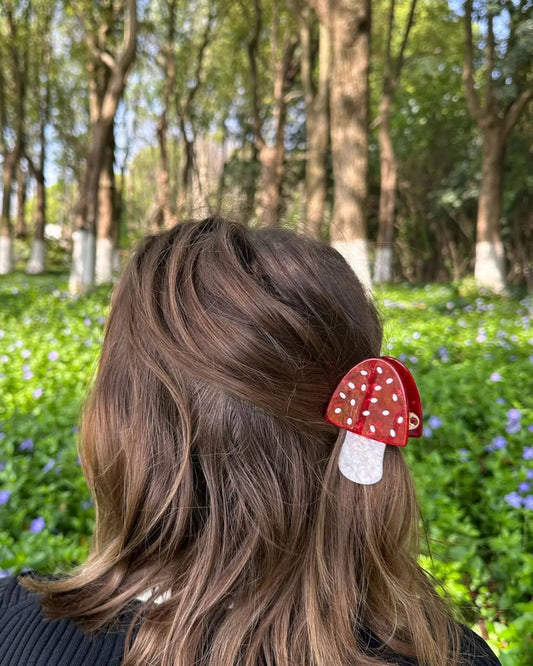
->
[[325, 357, 423, 485]]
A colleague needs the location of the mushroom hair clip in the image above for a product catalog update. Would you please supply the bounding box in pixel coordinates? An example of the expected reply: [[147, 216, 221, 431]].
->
[[325, 357, 423, 485]]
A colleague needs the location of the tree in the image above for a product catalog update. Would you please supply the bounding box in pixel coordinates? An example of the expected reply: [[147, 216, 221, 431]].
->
[[293, 2, 330, 238], [373, 0, 417, 283], [311, 0, 372, 287], [24, 3, 53, 274], [462, 0, 532, 293], [69, 0, 138, 293], [0, 2, 28, 275], [248, 0, 299, 227]]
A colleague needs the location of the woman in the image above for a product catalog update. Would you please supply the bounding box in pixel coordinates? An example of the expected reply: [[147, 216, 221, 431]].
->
[[1, 218, 501, 665]]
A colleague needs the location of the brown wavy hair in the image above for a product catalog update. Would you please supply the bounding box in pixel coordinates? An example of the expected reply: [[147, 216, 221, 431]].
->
[[22, 217, 460, 665]]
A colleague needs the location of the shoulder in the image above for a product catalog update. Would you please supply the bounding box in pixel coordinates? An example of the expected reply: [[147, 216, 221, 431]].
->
[[0, 572, 127, 666], [458, 624, 502, 665]]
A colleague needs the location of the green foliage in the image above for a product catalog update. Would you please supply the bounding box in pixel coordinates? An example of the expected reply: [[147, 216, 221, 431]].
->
[[1, 275, 532, 658], [376, 283, 533, 659]]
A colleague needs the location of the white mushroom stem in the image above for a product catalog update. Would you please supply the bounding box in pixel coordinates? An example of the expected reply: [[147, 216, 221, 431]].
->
[[338, 431, 386, 485]]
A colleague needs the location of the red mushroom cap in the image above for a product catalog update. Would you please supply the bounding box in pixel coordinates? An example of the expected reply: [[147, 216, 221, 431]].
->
[[325, 357, 423, 447]]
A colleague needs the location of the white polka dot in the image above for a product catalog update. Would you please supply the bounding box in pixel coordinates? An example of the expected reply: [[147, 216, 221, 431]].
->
[[348, 382, 355, 389], [361, 383, 367, 391], [377, 366, 383, 374], [371, 397, 378, 403], [350, 399, 356, 406], [360, 370, 368, 376], [339, 392, 346, 399], [363, 410, 370, 416], [397, 416, 404, 424], [382, 410, 390, 416], [386, 377, 393, 384], [375, 385, 382, 391], [392, 394, 398, 402], [334, 408, 342, 414], [370, 425, 376, 433], [347, 417, 353, 425], [390, 429, 396, 437]]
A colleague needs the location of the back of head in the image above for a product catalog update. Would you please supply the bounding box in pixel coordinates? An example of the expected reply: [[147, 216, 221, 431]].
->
[[25, 218, 458, 666]]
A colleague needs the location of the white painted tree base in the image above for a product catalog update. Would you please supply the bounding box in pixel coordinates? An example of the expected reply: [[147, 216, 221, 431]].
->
[[95, 237, 115, 285], [69, 230, 96, 294], [338, 431, 386, 485], [0, 236, 13, 275], [475, 241, 506, 294], [331, 239, 372, 292], [26, 239, 46, 274], [373, 246, 393, 283]]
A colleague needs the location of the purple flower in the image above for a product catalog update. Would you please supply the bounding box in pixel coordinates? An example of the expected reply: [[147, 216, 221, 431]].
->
[[84, 339, 92, 347], [0, 462, 5, 471], [0, 433, 5, 441], [476, 330, 487, 343], [526, 469, 533, 480], [83, 318, 91, 326], [0, 569, 12, 578], [528, 425, 533, 433], [428, 416, 442, 429], [0, 490, 11, 504], [458, 448, 469, 462], [490, 372, 502, 382], [48, 351, 59, 361], [18, 438, 33, 451], [519, 482, 531, 493], [97, 316, 106, 325], [42, 459, 55, 473], [492, 436, 507, 450], [33, 388, 43, 399], [507, 409, 521, 422], [524, 496, 533, 511], [81, 499, 94, 510], [0, 355, 8, 363], [21, 349, 31, 358], [496, 398, 506, 405], [29, 517, 45, 533], [23, 371, 34, 380], [523, 447, 533, 460], [413, 331, 421, 340], [506, 421, 521, 435], [423, 425, 433, 438], [505, 491, 523, 508]]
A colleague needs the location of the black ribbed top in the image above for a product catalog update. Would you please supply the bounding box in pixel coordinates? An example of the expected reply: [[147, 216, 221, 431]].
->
[[0, 573, 501, 665]]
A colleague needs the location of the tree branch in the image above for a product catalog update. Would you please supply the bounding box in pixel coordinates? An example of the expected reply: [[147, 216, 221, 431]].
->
[[248, 0, 265, 149], [391, 0, 418, 93], [117, 0, 137, 73], [462, 0, 483, 127], [504, 88, 533, 137], [484, 10, 495, 112]]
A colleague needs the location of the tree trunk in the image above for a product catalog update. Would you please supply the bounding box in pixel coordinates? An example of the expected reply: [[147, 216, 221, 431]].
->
[[69, 0, 137, 294], [177, 119, 195, 219], [26, 176, 47, 274], [255, 38, 297, 227], [475, 125, 506, 293], [374, 92, 397, 283], [300, 10, 330, 239], [0, 154, 16, 274], [328, 0, 371, 289], [257, 143, 285, 227], [95, 123, 117, 285], [15, 163, 28, 239]]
